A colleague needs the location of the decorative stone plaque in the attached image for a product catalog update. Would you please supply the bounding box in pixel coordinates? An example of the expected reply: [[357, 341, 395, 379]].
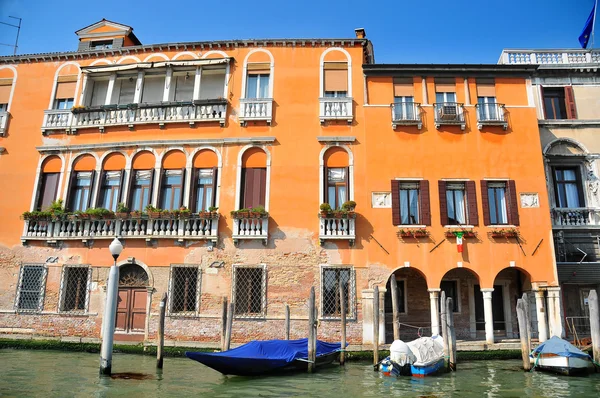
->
[[520, 193, 539, 208], [372, 192, 392, 208]]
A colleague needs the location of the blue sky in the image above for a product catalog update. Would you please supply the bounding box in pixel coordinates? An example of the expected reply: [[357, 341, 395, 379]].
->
[[0, 0, 595, 63]]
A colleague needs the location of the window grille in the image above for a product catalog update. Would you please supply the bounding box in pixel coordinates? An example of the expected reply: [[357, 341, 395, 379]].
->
[[15, 264, 48, 312], [168, 265, 201, 316], [321, 265, 355, 320], [232, 265, 266, 318], [59, 265, 92, 313]]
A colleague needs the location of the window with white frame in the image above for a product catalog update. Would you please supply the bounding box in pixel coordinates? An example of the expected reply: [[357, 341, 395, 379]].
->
[[98, 170, 123, 212], [446, 182, 467, 225], [141, 73, 165, 103], [199, 68, 226, 100], [168, 265, 201, 316], [114, 76, 136, 105], [87, 79, 109, 107], [15, 264, 48, 312], [59, 265, 91, 313], [321, 265, 355, 319], [69, 172, 93, 212], [487, 182, 508, 225], [553, 166, 584, 208], [232, 265, 266, 318], [129, 170, 153, 212], [398, 182, 420, 225], [173, 71, 195, 102]]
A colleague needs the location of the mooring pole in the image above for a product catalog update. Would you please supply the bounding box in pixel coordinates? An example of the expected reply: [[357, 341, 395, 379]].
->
[[446, 297, 456, 371], [224, 302, 234, 351], [588, 290, 600, 367], [373, 285, 380, 369], [285, 304, 290, 340], [390, 276, 400, 341], [99, 239, 122, 376], [308, 286, 316, 373], [440, 291, 448, 369], [221, 297, 228, 351], [522, 293, 531, 352], [517, 299, 532, 371], [156, 292, 167, 369], [339, 282, 347, 366]]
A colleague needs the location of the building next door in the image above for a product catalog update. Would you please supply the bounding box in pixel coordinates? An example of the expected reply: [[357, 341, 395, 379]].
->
[[474, 285, 506, 334], [114, 263, 149, 342]]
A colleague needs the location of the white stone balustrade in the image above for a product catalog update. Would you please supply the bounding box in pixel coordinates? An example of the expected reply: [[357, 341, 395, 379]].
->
[[552, 208, 600, 227], [41, 110, 73, 133], [22, 215, 219, 244], [319, 216, 356, 245], [499, 49, 600, 65], [319, 97, 353, 123], [391, 102, 421, 129], [239, 98, 273, 125], [0, 111, 9, 136], [232, 216, 268, 244]]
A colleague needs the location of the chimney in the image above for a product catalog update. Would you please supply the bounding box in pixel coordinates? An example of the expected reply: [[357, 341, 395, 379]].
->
[[354, 28, 366, 39]]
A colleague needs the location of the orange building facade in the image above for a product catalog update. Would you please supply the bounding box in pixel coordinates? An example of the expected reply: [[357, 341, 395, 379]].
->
[[0, 20, 561, 346]]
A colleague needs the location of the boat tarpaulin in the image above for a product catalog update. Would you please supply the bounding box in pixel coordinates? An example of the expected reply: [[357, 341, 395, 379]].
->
[[185, 339, 341, 376], [532, 336, 591, 359], [406, 336, 444, 365]]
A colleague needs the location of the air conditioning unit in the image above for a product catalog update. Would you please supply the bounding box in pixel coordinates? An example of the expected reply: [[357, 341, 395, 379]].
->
[[439, 105, 457, 120]]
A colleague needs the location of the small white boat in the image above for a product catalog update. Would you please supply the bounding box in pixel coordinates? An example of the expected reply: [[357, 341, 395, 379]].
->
[[530, 336, 593, 376], [380, 336, 446, 378]]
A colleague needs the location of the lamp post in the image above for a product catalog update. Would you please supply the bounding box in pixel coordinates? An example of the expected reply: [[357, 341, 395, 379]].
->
[[99, 237, 123, 375]]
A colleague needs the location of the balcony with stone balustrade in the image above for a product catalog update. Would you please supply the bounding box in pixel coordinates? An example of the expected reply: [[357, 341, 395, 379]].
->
[[499, 49, 600, 66], [551, 207, 600, 228], [319, 97, 353, 124], [0, 110, 9, 136], [232, 216, 268, 245], [238, 98, 273, 126], [319, 215, 356, 246]]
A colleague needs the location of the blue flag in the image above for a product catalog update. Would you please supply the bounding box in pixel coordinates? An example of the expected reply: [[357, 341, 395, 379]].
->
[[579, 3, 596, 48]]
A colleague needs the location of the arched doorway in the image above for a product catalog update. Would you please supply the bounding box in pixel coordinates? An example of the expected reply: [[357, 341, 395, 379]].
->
[[439, 268, 480, 340], [493, 267, 533, 339], [115, 263, 149, 339]]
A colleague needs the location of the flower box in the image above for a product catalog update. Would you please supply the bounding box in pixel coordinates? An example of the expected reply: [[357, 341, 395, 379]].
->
[[115, 212, 129, 219], [148, 211, 162, 219], [446, 230, 476, 238]]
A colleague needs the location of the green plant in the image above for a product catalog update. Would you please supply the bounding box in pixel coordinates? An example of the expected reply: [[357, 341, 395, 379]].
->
[[116, 203, 129, 213], [85, 208, 113, 218], [230, 208, 250, 218], [208, 206, 219, 212], [145, 204, 160, 213], [342, 200, 356, 211], [320, 203, 332, 213], [251, 206, 267, 215]]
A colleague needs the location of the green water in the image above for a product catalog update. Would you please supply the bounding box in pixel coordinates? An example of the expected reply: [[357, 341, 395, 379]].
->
[[1, 350, 599, 397]]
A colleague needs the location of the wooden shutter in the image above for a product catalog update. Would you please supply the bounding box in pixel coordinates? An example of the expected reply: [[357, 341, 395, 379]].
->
[[344, 166, 349, 202], [190, 168, 199, 212], [178, 167, 186, 209], [255, 168, 267, 208], [242, 168, 252, 209], [419, 180, 431, 226], [38, 173, 59, 211], [211, 167, 218, 207], [87, 170, 96, 210], [94, 171, 105, 208], [148, 169, 155, 208], [65, 172, 77, 211], [118, 170, 126, 204], [564, 86, 577, 119], [506, 180, 520, 226], [480, 180, 490, 226], [466, 181, 478, 226], [126, 169, 136, 208], [323, 166, 329, 204], [438, 181, 448, 226], [157, 170, 165, 209], [391, 180, 400, 226]]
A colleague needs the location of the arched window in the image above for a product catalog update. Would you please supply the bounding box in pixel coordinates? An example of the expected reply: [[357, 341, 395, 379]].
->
[[129, 151, 156, 212], [191, 150, 218, 212], [97, 153, 126, 211], [323, 147, 350, 210], [50, 64, 80, 110], [67, 155, 96, 211], [159, 150, 186, 210], [320, 48, 352, 98], [240, 148, 267, 209], [36, 156, 62, 210]]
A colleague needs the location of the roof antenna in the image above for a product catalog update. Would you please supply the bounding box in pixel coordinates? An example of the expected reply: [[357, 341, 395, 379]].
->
[[0, 16, 22, 55]]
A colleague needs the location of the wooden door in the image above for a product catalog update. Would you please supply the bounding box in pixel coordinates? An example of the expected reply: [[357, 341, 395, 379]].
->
[[115, 288, 130, 332], [115, 288, 147, 333]]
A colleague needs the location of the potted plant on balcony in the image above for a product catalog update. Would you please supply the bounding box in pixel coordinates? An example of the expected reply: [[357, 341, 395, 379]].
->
[[86, 208, 113, 220], [251, 206, 268, 219], [342, 200, 357, 218], [446, 228, 476, 238], [230, 208, 250, 219], [413, 228, 429, 238], [145, 205, 162, 219], [398, 228, 413, 238], [116, 203, 129, 219], [47, 199, 67, 221], [71, 105, 87, 114], [178, 206, 191, 219], [21, 211, 50, 221], [333, 209, 348, 219], [319, 203, 332, 218], [208, 206, 219, 219], [504, 228, 519, 238], [130, 210, 143, 218]]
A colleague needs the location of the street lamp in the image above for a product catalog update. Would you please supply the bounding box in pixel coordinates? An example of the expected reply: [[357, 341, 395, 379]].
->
[[100, 238, 123, 375]]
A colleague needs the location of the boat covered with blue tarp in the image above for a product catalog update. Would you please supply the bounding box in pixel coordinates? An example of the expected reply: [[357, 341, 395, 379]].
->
[[531, 336, 592, 376], [185, 338, 342, 376]]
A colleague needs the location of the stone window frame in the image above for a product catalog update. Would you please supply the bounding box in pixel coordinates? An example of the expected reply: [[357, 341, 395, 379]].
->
[[231, 264, 267, 319], [14, 264, 48, 313], [319, 264, 356, 321], [58, 264, 92, 314], [167, 264, 202, 318]]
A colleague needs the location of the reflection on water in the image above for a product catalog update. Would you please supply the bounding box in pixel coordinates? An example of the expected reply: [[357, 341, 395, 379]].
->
[[0, 349, 599, 397]]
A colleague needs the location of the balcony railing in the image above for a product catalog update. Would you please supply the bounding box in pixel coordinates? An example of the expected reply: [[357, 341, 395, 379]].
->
[[434, 102, 465, 130], [319, 216, 356, 246], [21, 215, 219, 245], [0, 111, 9, 136], [41, 109, 73, 133], [239, 98, 273, 126], [499, 49, 600, 65], [476, 103, 507, 130], [551, 208, 600, 227], [391, 102, 422, 129], [232, 216, 268, 245], [319, 97, 353, 124]]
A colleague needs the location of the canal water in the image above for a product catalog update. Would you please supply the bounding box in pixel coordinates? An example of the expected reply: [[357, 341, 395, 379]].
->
[[1, 350, 599, 397]]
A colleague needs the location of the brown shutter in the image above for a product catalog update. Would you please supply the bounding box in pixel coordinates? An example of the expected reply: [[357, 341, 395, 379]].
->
[[419, 180, 431, 226], [65, 172, 77, 211], [126, 169, 136, 208], [190, 169, 199, 212], [38, 173, 60, 211], [94, 172, 104, 208], [480, 180, 490, 226], [118, 169, 126, 204], [211, 167, 218, 208], [507, 180, 520, 226], [258, 168, 267, 207], [465, 181, 478, 226], [178, 167, 186, 209], [242, 168, 253, 209], [564, 86, 577, 119], [157, 170, 165, 209], [344, 166, 350, 202], [438, 181, 448, 226], [391, 180, 400, 226], [87, 170, 96, 210], [323, 166, 329, 204], [148, 169, 155, 209]]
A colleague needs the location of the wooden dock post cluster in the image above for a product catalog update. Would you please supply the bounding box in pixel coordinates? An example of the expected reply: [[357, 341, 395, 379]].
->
[[516, 296, 532, 371], [373, 285, 380, 368], [308, 286, 317, 373], [156, 293, 167, 369], [446, 297, 456, 371], [589, 289, 600, 367], [285, 304, 290, 340], [390, 277, 400, 341]]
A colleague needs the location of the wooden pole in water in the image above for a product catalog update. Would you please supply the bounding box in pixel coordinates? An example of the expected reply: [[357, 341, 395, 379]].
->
[[224, 302, 234, 351], [516, 299, 532, 371], [340, 281, 347, 366], [156, 293, 167, 369], [440, 291, 448, 368], [308, 286, 316, 373], [221, 297, 228, 351], [285, 304, 290, 340], [390, 276, 400, 341], [446, 297, 456, 371], [522, 293, 531, 353], [373, 285, 380, 369], [588, 290, 600, 367]]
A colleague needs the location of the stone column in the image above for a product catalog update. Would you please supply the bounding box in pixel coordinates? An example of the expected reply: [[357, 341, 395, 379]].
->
[[546, 286, 564, 338], [534, 289, 548, 342], [144, 286, 154, 341], [428, 288, 440, 336], [481, 288, 495, 344], [361, 288, 386, 345]]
